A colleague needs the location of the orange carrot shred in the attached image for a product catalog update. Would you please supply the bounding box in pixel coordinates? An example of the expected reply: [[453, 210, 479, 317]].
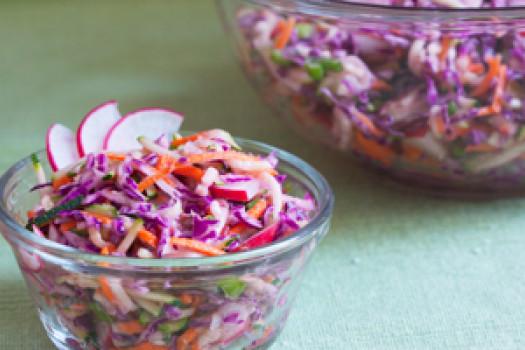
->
[[274, 17, 296, 49], [173, 166, 205, 181], [354, 131, 394, 167], [477, 106, 494, 117], [438, 34, 451, 63], [179, 293, 193, 306], [471, 55, 501, 97], [99, 277, 115, 303], [123, 342, 169, 350], [60, 221, 77, 232], [138, 228, 159, 248], [104, 153, 127, 162], [170, 237, 225, 256], [115, 320, 144, 334], [351, 108, 384, 137], [177, 328, 199, 349], [465, 144, 499, 152], [53, 174, 73, 190], [170, 131, 209, 148], [491, 64, 507, 113], [227, 199, 268, 237], [372, 79, 392, 91], [27, 210, 35, 219]]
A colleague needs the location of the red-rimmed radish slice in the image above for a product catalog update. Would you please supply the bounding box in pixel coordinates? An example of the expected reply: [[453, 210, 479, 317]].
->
[[77, 100, 121, 156], [235, 223, 278, 251], [103, 108, 184, 152], [210, 178, 260, 202], [46, 124, 80, 171], [18, 248, 42, 273]]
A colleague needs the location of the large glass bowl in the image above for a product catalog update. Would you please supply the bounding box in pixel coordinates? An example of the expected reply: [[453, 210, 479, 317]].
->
[[0, 138, 333, 350], [217, 0, 525, 197]]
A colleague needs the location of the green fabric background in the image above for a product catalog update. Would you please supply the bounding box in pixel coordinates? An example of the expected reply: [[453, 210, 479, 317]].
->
[[0, 1, 524, 349]]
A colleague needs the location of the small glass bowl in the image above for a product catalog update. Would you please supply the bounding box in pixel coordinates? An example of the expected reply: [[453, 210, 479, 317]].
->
[[0, 138, 333, 350], [217, 0, 525, 197]]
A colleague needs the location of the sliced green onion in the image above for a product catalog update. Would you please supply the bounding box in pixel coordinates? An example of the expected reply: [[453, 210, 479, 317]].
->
[[217, 277, 247, 300]]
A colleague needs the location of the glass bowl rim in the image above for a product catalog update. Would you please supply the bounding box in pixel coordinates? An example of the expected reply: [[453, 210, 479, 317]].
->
[[0, 137, 334, 269], [229, 0, 525, 19]]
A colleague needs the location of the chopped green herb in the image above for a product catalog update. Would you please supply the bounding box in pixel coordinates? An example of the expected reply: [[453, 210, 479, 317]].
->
[[67, 171, 77, 179], [319, 58, 343, 73], [170, 297, 185, 308], [246, 197, 261, 210], [86, 302, 113, 323], [130, 173, 142, 184], [366, 103, 376, 113], [102, 172, 114, 181], [270, 49, 291, 67], [158, 318, 188, 336], [305, 61, 324, 81], [204, 215, 217, 220], [296, 23, 313, 39], [217, 277, 247, 299], [447, 101, 458, 116], [30, 154, 39, 166], [224, 236, 239, 248], [139, 310, 153, 326], [215, 182, 224, 186]]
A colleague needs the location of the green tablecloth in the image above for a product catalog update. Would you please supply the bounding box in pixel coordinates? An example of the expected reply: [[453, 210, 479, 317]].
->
[[0, 1, 524, 349]]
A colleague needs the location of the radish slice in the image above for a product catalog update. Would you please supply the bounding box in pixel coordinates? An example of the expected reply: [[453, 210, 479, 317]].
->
[[210, 177, 260, 202], [235, 223, 278, 251], [103, 108, 184, 152], [77, 100, 121, 156], [46, 124, 80, 171], [19, 248, 42, 273]]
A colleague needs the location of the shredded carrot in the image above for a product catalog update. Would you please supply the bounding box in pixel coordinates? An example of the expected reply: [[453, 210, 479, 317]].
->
[[173, 165, 205, 181], [53, 174, 73, 190], [191, 294, 205, 310], [137, 173, 166, 192], [155, 153, 171, 171], [372, 79, 392, 91], [465, 144, 499, 152], [402, 145, 423, 162], [99, 277, 115, 304], [351, 108, 384, 137], [477, 106, 494, 116], [177, 328, 199, 349], [104, 153, 127, 162], [27, 210, 35, 219], [438, 34, 451, 63], [191, 342, 201, 350], [491, 64, 507, 113], [68, 302, 87, 311], [227, 199, 268, 236], [185, 150, 264, 165], [138, 228, 159, 248], [115, 320, 144, 334], [354, 131, 394, 166], [170, 131, 210, 148], [82, 211, 112, 226], [254, 326, 275, 347], [274, 17, 296, 49], [471, 55, 501, 97], [60, 221, 77, 232], [123, 342, 169, 350], [499, 123, 511, 135], [431, 115, 447, 135], [470, 63, 485, 75], [170, 237, 226, 256], [179, 293, 193, 306], [100, 244, 116, 255]]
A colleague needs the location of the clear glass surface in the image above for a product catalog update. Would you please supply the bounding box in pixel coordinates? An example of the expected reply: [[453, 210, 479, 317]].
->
[[217, 0, 525, 197], [0, 138, 333, 350]]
